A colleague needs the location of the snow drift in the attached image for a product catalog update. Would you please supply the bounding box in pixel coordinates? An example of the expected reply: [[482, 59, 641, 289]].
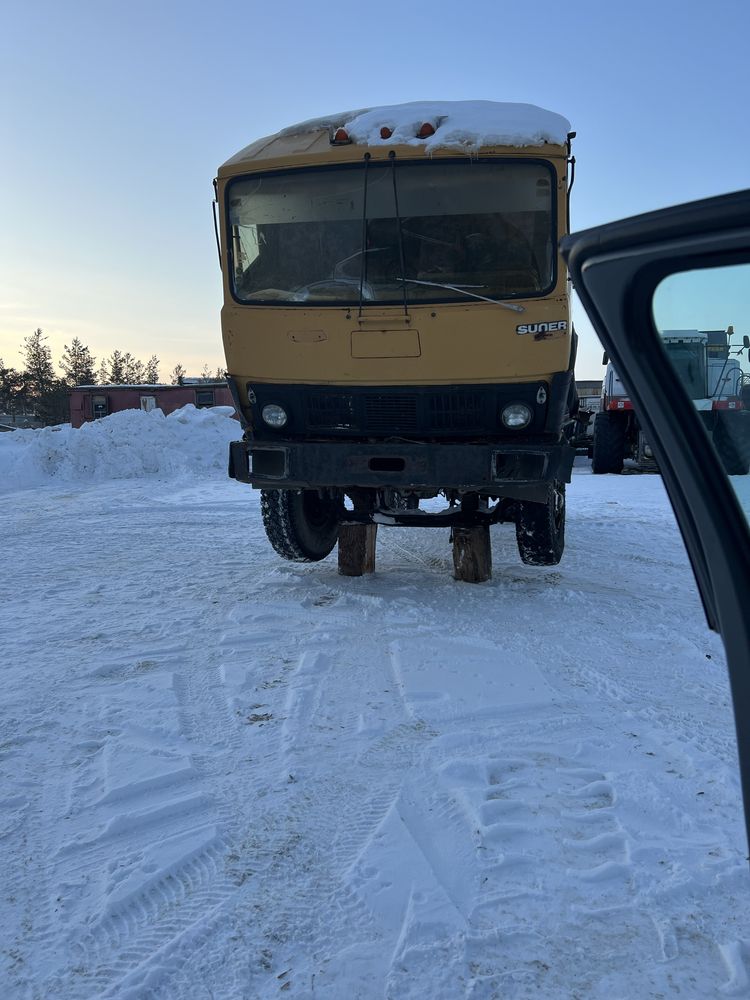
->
[[0, 405, 239, 492]]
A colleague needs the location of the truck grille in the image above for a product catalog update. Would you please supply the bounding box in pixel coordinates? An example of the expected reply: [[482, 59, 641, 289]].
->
[[428, 391, 484, 431], [304, 389, 491, 434], [307, 393, 355, 429], [364, 394, 418, 433]]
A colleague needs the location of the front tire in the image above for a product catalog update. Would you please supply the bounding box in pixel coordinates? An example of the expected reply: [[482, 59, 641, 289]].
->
[[592, 411, 626, 474], [260, 489, 339, 561], [515, 481, 566, 566]]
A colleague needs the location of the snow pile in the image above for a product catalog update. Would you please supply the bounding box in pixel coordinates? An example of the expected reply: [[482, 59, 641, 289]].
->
[[279, 100, 572, 151], [0, 405, 239, 492]]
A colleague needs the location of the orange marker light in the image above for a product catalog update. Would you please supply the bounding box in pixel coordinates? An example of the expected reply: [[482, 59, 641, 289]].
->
[[417, 122, 436, 138], [380, 126, 393, 139], [333, 127, 350, 143]]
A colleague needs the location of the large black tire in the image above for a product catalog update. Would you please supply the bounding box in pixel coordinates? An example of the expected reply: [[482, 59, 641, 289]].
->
[[713, 414, 750, 476], [260, 489, 339, 561], [591, 411, 626, 474], [515, 481, 565, 566]]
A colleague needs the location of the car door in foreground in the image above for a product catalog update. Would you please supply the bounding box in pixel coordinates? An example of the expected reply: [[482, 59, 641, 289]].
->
[[562, 189, 750, 851]]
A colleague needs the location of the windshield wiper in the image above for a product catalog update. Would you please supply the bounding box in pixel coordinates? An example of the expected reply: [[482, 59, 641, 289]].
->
[[389, 151, 409, 316], [394, 278, 526, 313]]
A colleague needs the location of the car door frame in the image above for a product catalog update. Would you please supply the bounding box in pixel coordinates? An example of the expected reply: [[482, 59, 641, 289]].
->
[[562, 189, 750, 851]]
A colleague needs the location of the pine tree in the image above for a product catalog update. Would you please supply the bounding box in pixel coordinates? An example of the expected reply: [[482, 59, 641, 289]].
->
[[106, 350, 126, 384], [200, 363, 212, 379], [21, 330, 68, 425], [22, 328, 55, 397], [121, 353, 145, 383], [144, 355, 160, 383], [0, 358, 24, 417], [61, 337, 97, 386], [171, 363, 186, 385]]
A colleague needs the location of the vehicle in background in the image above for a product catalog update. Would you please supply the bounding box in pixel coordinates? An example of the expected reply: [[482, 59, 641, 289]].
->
[[591, 360, 655, 472], [217, 102, 580, 572], [69, 379, 234, 428], [569, 389, 601, 455], [592, 327, 750, 475]]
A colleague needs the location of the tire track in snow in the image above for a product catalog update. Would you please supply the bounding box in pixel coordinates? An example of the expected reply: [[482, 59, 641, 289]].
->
[[39, 651, 245, 998], [559, 658, 738, 766], [150, 606, 450, 997], [373, 715, 746, 999], [82, 597, 391, 996], [380, 738, 640, 998], [0, 714, 71, 996]]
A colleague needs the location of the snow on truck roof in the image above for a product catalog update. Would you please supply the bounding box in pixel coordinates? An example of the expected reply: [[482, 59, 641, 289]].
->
[[221, 101, 572, 169]]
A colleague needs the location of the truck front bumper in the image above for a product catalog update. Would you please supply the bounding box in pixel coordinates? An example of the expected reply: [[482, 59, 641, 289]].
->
[[228, 438, 574, 501]]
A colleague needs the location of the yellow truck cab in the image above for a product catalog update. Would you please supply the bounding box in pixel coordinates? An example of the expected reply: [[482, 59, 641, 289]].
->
[[216, 101, 578, 568]]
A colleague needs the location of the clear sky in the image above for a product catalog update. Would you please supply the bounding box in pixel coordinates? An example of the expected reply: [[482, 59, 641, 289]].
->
[[655, 266, 750, 337], [2, 0, 748, 381]]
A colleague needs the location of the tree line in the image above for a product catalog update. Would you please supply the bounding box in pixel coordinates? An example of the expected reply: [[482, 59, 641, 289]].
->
[[0, 329, 222, 426]]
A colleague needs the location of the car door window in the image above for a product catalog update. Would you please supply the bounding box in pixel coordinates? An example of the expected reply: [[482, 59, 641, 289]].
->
[[653, 263, 750, 522]]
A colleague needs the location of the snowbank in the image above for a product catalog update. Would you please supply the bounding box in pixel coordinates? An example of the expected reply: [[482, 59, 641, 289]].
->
[[0, 405, 239, 492], [279, 100, 572, 151]]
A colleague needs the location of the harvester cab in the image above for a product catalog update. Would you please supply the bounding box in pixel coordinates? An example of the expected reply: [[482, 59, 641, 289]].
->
[[593, 327, 750, 476]]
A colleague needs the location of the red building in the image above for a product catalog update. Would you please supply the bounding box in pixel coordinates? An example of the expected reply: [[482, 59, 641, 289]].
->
[[69, 380, 235, 429]]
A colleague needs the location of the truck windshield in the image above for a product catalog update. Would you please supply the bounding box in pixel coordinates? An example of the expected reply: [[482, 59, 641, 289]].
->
[[665, 343, 707, 399], [227, 160, 555, 306]]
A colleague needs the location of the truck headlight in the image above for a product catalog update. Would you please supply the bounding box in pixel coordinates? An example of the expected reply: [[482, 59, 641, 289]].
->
[[501, 403, 532, 429], [262, 404, 288, 428]]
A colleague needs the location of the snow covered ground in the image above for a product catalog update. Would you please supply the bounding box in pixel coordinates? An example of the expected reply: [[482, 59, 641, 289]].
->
[[1, 407, 749, 999]]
